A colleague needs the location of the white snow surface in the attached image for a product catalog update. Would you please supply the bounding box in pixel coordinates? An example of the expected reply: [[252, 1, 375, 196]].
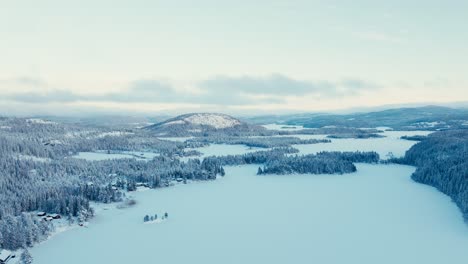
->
[[94, 131, 134, 138], [26, 118, 57, 125], [0, 249, 13, 261], [72, 151, 159, 161], [16, 154, 51, 163], [181, 144, 266, 162], [165, 113, 241, 129], [31, 133, 468, 264]]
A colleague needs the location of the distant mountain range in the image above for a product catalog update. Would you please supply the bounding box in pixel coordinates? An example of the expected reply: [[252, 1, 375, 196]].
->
[[281, 106, 468, 130], [245, 106, 468, 130], [32, 105, 468, 132]]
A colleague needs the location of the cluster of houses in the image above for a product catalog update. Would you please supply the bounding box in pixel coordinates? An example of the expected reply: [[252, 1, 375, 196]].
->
[[0, 249, 14, 264], [37, 212, 61, 222]]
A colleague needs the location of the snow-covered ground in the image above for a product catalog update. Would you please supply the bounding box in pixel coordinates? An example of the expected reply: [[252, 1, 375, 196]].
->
[[157, 136, 194, 142], [182, 113, 241, 128], [31, 163, 468, 264], [16, 154, 51, 163], [162, 113, 242, 129], [182, 144, 266, 162], [72, 151, 159, 161], [93, 131, 134, 138], [26, 118, 57, 125], [31, 132, 468, 264]]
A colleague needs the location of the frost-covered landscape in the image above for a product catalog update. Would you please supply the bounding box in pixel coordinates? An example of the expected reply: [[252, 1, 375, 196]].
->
[[2, 2, 468, 263], [1, 109, 468, 264], [30, 136, 468, 264]]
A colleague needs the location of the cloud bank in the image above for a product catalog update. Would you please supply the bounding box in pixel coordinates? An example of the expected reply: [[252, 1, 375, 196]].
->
[[1, 74, 379, 106]]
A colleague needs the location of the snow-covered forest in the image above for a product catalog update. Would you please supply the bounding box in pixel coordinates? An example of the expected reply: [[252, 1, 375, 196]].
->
[[399, 130, 468, 220], [0, 117, 224, 250]]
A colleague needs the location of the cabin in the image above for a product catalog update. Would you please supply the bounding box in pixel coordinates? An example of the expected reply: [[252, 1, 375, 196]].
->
[[0, 249, 13, 264], [42, 214, 61, 221], [136, 182, 149, 188], [37, 211, 46, 217], [49, 214, 61, 219], [43, 216, 54, 221]]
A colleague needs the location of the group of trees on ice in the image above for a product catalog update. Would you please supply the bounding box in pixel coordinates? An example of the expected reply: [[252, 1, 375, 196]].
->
[[202, 147, 299, 166], [143, 212, 168, 222], [202, 148, 379, 175], [258, 151, 379, 175], [187, 136, 330, 148]]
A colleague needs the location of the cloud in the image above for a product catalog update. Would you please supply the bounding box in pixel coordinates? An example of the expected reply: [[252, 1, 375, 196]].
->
[[1, 74, 379, 105], [199, 74, 329, 96], [102, 80, 181, 103], [198, 74, 379, 100], [8, 90, 83, 103], [1, 79, 180, 104]]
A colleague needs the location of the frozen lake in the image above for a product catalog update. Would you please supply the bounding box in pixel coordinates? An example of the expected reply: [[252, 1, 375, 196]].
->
[[32, 134, 468, 264], [182, 144, 266, 162], [294, 130, 433, 159]]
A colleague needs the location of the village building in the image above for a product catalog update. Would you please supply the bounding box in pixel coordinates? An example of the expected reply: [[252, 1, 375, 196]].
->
[[0, 249, 13, 264], [49, 213, 61, 219]]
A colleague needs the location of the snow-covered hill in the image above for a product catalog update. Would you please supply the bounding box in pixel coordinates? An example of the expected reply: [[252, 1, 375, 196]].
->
[[162, 113, 241, 129], [145, 113, 265, 136]]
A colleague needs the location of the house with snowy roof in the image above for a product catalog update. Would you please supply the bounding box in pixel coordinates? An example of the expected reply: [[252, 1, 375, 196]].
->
[[0, 249, 13, 264]]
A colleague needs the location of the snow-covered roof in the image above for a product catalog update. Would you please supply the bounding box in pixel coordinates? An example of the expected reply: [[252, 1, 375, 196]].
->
[[0, 249, 12, 261]]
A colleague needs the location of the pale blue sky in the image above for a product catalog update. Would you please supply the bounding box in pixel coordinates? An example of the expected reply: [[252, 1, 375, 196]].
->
[[1, 0, 467, 115]]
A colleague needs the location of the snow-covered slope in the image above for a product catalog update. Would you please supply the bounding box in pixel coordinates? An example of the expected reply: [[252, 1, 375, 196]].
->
[[162, 113, 241, 129], [145, 113, 264, 136]]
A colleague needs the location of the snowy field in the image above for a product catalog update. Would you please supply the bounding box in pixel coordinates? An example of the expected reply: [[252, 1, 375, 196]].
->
[[31, 133, 468, 264], [72, 151, 159, 161]]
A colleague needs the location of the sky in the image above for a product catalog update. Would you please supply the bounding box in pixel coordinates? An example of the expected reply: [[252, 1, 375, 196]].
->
[[0, 0, 467, 116]]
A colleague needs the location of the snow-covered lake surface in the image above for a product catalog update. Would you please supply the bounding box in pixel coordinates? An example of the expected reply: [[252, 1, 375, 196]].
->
[[183, 144, 266, 161], [32, 133, 468, 264], [294, 130, 433, 159], [73, 151, 159, 161]]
